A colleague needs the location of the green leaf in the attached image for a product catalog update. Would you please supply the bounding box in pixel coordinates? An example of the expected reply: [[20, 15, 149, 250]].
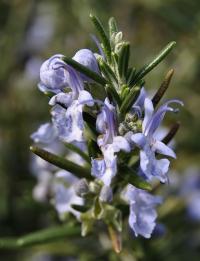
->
[[30, 146, 92, 180], [63, 57, 107, 85], [134, 41, 176, 84], [99, 58, 118, 88], [120, 85, 130, 100], [119, 166, 152, 191], [126, 67, 136, 85], [0, 224, 80, 249], [83, 112, 98, 140], [71, 204, 89, 212], [118, 42, 130, 79], [106, 85, 122, 108], [108, 17, 118, 37], [92, 197, 104, 219], [81, 211, 95, 237], [90, 14, 112, 62], [64, 142, 90, 164], [85, 82, 107, 100], [119, 86, 141, 116], [87, 139, 101, 158]]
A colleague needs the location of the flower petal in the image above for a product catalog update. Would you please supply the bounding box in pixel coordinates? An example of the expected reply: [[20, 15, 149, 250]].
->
[[146, 99, 183, 137], [112, 136, 131, 152], [40, 54, 70, 91], [131, 133, 146, 149], [143, 98, 154, 132], [91, 158, 106, 178], [53, 170, 83, 218], [153, 140, 176, 158], [126, 185, 161, 238], [78, 90, 94, 106], [51, 102, 84, 143], [73, 49, 100, 75], [31, 123, 57, 144], [49, 92, 73, 107]]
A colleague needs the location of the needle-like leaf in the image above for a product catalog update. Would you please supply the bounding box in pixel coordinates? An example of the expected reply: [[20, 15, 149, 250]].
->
[[0, 224, 80, 249], [30, 146, 92, 180], [63, 57, 107, 85], [134, 41, 176, 84], [90, 14, 112, 63]]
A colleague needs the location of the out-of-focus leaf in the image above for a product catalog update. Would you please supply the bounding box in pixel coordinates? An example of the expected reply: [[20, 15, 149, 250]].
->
[[30, 146, 92, 180], [0, 224, 80, 249]]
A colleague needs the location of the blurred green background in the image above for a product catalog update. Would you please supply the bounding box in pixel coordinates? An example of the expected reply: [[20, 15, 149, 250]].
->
[[0, 0, 200, 260]]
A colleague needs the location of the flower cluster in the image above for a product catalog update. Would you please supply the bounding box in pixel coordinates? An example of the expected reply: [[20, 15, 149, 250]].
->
[[30, 15, 183, 250]]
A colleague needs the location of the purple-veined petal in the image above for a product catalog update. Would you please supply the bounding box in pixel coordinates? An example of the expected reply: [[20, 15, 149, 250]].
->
[[49, 92, 73, 107], [40, 54, 70, 91], [140, 148, 169, 183], [131, 133, 146, 149], [53, 170, 83, 218], [96, 110, 106, 133], [38, 82, 61, 94], [153, 158, 170, 183], [112, 136, 131, 152], [67, 65, 84, 93], [51, 102, 84, 143], [31, 123, 57, 144], [78, 90, 94, 106], [91, 158, 106, 178], [145, 99, 183, 137], [125, 185, 161, 238], [134, 87, 147, 109], [153, 140, 176, 158], [143, 98, 154, 133]]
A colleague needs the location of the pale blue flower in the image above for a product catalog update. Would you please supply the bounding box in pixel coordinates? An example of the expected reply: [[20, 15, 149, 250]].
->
[[53, 170, 83, 218], [32, 170, 53, 202], [91, 98, 130, 186], [50, 90, 93, 143], [131, 98, 183, 183], [73, 49, 100, 81], [124, 184, 162, 238], [181, 168, 200, 221], [39, 54, 70, 93], [49, 63, 94, 143], [31, 122, 57, 144], [39, 49, 99, 93]]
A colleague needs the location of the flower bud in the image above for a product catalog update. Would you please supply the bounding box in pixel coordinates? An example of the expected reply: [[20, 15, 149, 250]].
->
[[40, 54, 70, 92], [89, 181, 102, 194], [74, 178, 89, 197], [73, 49, 99, 81]]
